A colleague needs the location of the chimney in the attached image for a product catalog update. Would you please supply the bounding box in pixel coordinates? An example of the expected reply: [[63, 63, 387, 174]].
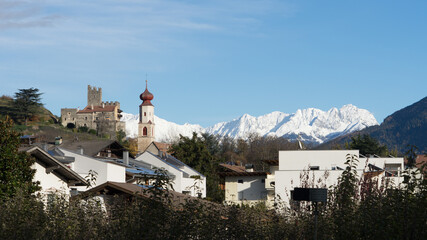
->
[[123, 151, 129, 166], [91, 104, 93, 110], [102, 102, 105, 108], [42, 143, 48, 152]]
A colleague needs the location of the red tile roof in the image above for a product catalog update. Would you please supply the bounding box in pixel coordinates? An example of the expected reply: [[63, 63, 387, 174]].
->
[[153, 142, 172, 153], [77, 105, 116, 113], [219, 164, 246, 173], [262, 160, 279, 166]]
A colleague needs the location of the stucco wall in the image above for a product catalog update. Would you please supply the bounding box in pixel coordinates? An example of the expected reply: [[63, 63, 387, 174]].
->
[[225, 176, 266, 204], [274, 150, 404, 205], [33, 162, 70, 195], [60, 148, 126, 191], [135, 152, 206, 198]]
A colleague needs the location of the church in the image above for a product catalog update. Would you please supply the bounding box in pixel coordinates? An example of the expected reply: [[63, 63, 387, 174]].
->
[[134, 82, 206, 198], [137, 81, 156, 152]]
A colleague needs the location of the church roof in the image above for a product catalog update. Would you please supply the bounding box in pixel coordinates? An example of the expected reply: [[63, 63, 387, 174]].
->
[[77, 105, 116, 113], [140, 81, 154, 106]]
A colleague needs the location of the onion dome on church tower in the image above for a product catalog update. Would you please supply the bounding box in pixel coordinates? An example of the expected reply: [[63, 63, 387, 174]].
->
[[140, 80, 154, 106]]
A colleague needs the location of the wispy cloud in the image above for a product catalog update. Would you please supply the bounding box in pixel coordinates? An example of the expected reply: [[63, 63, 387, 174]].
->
[[0, 0, 290, 48], [0, 0, 60, 30]]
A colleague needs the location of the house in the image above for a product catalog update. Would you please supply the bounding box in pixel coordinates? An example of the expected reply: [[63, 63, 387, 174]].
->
[[73, 181, 219, 211], [20, 135, 37, 145], [219, 163, 267, 206], [60, 139, 128, 159], [262, 160, 279, 208], [134, 151, 206, 198], [405, 154, 427, 175], [273, 150, 404, 206], [20, 146, 87, 198], [145, 141, 172, 157], [55, 147, 127, 192]]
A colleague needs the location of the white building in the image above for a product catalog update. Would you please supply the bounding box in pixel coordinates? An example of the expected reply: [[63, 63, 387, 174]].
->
[[134, 151, 206, 198], [218, 164, 267, 206], [22, 146, 87, 198], [57, 148, 126, 191], [273, 150, 404, 206]]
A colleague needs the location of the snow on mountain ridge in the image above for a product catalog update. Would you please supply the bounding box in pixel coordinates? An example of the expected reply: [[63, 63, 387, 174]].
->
[[121, 105, 378, 144]]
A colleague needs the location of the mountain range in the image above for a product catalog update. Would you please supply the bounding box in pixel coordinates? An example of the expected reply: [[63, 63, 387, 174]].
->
[[318, 97, 427, 153], [121, 104, 379, 144]]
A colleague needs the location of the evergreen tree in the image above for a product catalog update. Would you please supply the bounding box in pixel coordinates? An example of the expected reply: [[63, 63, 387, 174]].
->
[[0, 117, 40, 199], [347, 134, 388, 156], [170, 132, 224, 202], [13, 88, 43, 125]]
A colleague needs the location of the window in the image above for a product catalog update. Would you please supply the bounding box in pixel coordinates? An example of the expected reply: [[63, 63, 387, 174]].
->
[[64, 118, 66, 120], [310, 166, 320, 170], [182, 191, 191, 195], [238, 179, 243, 183], [261, 179, 265, 183], [144, 112, 146, 116], [143, 127, 147, 136]]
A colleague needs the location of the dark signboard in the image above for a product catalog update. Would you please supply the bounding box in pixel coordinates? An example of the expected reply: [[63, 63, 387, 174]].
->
[[291, 188, 327, 202]]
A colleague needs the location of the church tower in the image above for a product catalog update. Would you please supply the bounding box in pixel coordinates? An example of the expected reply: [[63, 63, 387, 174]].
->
[[137, 81, 155, 152]]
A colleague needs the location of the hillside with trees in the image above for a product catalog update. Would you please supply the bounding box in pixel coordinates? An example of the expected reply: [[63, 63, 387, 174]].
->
[[0, 88, 57, 126]]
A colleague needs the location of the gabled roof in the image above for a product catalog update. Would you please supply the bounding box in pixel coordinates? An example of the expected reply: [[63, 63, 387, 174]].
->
[[152, 141, 171, 153], [137, 151, 205, 178], [219, 164, 246, 173], [60, 140, 126, 158], [21, 146, 87, 186], [77, 105, 116, 113], [126, 168, 157, 176], [73, 181, 209, 207]]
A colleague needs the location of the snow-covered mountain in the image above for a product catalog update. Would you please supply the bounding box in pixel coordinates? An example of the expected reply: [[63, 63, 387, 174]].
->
[[121, 104, 379, 144], [120, 113, 205, 143]]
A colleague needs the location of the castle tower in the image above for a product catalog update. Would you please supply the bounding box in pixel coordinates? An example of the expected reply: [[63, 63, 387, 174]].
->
[[87, 85, 102, 107], [137, 81, 155, 152]]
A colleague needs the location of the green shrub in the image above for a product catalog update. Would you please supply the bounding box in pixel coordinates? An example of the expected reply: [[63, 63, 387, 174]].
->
[[78, 126, 89, 133]]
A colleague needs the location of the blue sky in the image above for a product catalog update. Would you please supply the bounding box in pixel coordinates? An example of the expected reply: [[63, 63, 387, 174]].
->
[[1, 0, 426, 127]]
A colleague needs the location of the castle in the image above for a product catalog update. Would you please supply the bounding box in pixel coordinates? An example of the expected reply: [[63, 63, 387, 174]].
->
[[61, 85, 125, 138]]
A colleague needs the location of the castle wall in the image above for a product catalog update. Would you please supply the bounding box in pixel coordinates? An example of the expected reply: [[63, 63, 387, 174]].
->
[[61, 108, 78, 127], [60, 85, 125, 140], [87, 85, 102, 106]]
